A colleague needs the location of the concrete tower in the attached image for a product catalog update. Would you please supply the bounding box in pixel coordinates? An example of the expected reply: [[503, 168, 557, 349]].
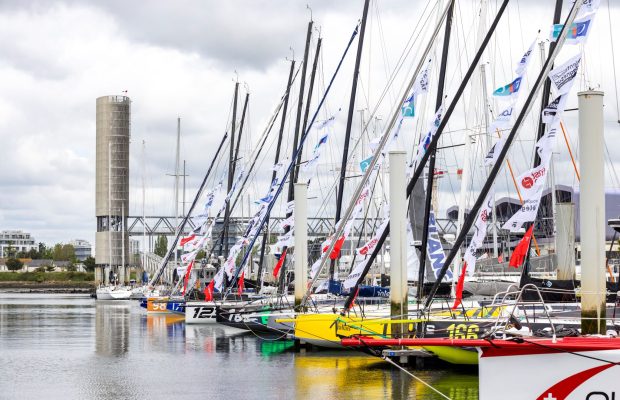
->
[[95, 95, 130, 284]]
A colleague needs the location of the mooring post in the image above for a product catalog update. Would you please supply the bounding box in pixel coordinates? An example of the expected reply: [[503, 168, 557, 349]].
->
[[578, 90, 606, 334]]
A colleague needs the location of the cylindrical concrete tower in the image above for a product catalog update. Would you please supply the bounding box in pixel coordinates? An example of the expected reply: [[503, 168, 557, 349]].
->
[[95, 95, 130, 284]]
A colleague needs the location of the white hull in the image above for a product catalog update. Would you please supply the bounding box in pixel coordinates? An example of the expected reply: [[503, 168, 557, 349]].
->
[[185, 302, 218, 324], [96, 288, 132, 300]]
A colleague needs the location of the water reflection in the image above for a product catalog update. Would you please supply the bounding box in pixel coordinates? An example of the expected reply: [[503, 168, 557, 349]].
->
[[0, 293, 478, 399]]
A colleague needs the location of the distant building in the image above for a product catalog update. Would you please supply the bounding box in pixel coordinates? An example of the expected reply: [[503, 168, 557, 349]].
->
[[68, 239, 92, 261], [130, 239, 140, 256], [0, 230, 38, 258]]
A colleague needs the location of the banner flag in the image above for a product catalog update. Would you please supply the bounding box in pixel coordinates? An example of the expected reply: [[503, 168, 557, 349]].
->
[[492, 75, 523, 100], [515, 39, 537, 76], [343, 258, 370, 289], [549, 13, 596, 45], [484, 137, 506, 167], [549, 52, 583, 95], [312, 109, 341, 130], [542, 94, 569, 125], [502, 187, 544, 232]]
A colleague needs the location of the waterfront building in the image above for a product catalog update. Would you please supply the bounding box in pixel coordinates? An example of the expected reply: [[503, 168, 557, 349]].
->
[[0, 230, 38, 258], [68, 239, 92, 261]]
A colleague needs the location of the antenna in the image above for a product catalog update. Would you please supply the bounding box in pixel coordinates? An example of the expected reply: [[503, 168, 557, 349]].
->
[[232, 70, 239, 83], [244, 82, 250, 93], [315, 26, 321, 38], [306, 4, 312, 21]]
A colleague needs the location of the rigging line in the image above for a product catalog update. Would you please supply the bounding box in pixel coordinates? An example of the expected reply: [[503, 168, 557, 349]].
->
[[608, 0, 620, 122], [224, 24, 361, 297]]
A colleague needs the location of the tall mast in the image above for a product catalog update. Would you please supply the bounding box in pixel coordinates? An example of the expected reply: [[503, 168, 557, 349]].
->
[[174, 118, 180, 265], [294, 36, 323, 182], [480, 64, 497, 258], [453, 0, 488, 293], [122, 202, 125, 283], [534, 0, 563, 168], [417, 0, 454, 301], [280, 19, 313, 291], [330, 0, 370, 280], [142, 141, 146, 284], [222, 82, 239, 257], [256, 60, 295, 287], [182, 160, 186, 254]]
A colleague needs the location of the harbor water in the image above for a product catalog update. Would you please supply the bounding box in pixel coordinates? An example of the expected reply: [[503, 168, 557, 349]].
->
[[0, 293, 478, 399]]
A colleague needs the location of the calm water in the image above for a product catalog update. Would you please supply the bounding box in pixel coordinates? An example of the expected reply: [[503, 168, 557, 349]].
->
[[0, 293, 478, 399]]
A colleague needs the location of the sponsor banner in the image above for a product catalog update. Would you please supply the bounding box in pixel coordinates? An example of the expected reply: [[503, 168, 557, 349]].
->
[[343, 258, 370, 290], [484, 137, 506, 167], [427, 211, 453, 281], [488, 103, 515, 136], [542, 94, 569, 125], [285, 200, 295, 214], [549, 52, 583, 95], [356, 214, 389, 256], [492, 76, 523, 100], [571, 0, 600, 16], [502, 187, 544, 232], [536, 120, 561, 165], [515, 161, 549, 201], [549, 13, 596, 45], [279, 214, 295, 230], [313, 109, 341, 130], [515, 39, 537, 76]]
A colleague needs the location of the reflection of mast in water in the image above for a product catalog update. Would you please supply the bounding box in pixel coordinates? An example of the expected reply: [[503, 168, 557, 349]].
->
[[95, 302, 130, 356]]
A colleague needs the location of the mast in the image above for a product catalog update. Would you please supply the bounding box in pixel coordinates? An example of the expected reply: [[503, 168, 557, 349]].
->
[[294, 36, 323, 183], [183, 160, 186, 255], [332, 0, 508, 311], [534, 0, 563, 168], [256, 60, 296, 286], [480, 64, 497, 258], [423, 0, 583, 310], [280, 19, 313, 291], [331, 0, 370, 280], [122, 202, 125, 283], [174, 118, 180, 265], [142, 141, 146, 285], [416, 0, 454, 301], [222, 82, 239, 258], [453, 0, 488, 293]]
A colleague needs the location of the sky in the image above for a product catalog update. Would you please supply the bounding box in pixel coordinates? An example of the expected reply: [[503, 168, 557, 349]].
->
[[0, 0, 619, 254]]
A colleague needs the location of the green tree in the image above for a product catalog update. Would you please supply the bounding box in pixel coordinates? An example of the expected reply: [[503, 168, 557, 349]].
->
[[196, 249, 206, 260], [5, 241, 16, 258], [45, 265, 55, 273], [52, 243, 76, 262], [83, 256, 96, 272], [154, 236, 168, 257], [67, 262, 77, 272], [16, 251, 28, 258], [27, 248, 41, 259], [6, 257, 23, 272]]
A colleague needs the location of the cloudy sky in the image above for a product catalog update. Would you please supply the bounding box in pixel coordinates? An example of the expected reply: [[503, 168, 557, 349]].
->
[[0, 0, 618, 253]]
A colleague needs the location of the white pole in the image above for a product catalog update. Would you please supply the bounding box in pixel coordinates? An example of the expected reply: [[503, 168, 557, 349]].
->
[[578, 90, 606, 334], [294, 183, 308, 308], [453, 0, 489, 294], [389, 151, 407, 335], [174, 118, 180, 265], [481, 64, 497, 259]]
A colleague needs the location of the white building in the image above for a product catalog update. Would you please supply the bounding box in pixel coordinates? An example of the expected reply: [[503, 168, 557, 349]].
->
[[68, 239, 92, 261], [0, 230, 37, 258]]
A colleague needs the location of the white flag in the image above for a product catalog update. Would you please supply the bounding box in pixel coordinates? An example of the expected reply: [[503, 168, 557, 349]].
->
[[274, 230, 294, 249], [414, 103, 444, 166], [536, 120, 561, 165], [488, 103, 515, 136], [279, 214, 295, 230], [549, 13, 596, 45], [492, 75, 524, 100], [285, 200, 295, 214], [549, 52, 583, 95], [515, 39, 537, 76], [313, 109, 341, 130], [310, 255, 324, 280], [571, 0, 600, 16], [270, 158, 288, 173], [181, 248, 200, 263], [463, 189, 495, 277], [515, 162, 550, 201], [484, 137, 506, 167], [213, 268, 225, 292], [343, 258, 369, 290], [502, 187, 544, 232], [368, 136, 383, 151], [356, 214, 389, 256], [542, 94, 569, 125]]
